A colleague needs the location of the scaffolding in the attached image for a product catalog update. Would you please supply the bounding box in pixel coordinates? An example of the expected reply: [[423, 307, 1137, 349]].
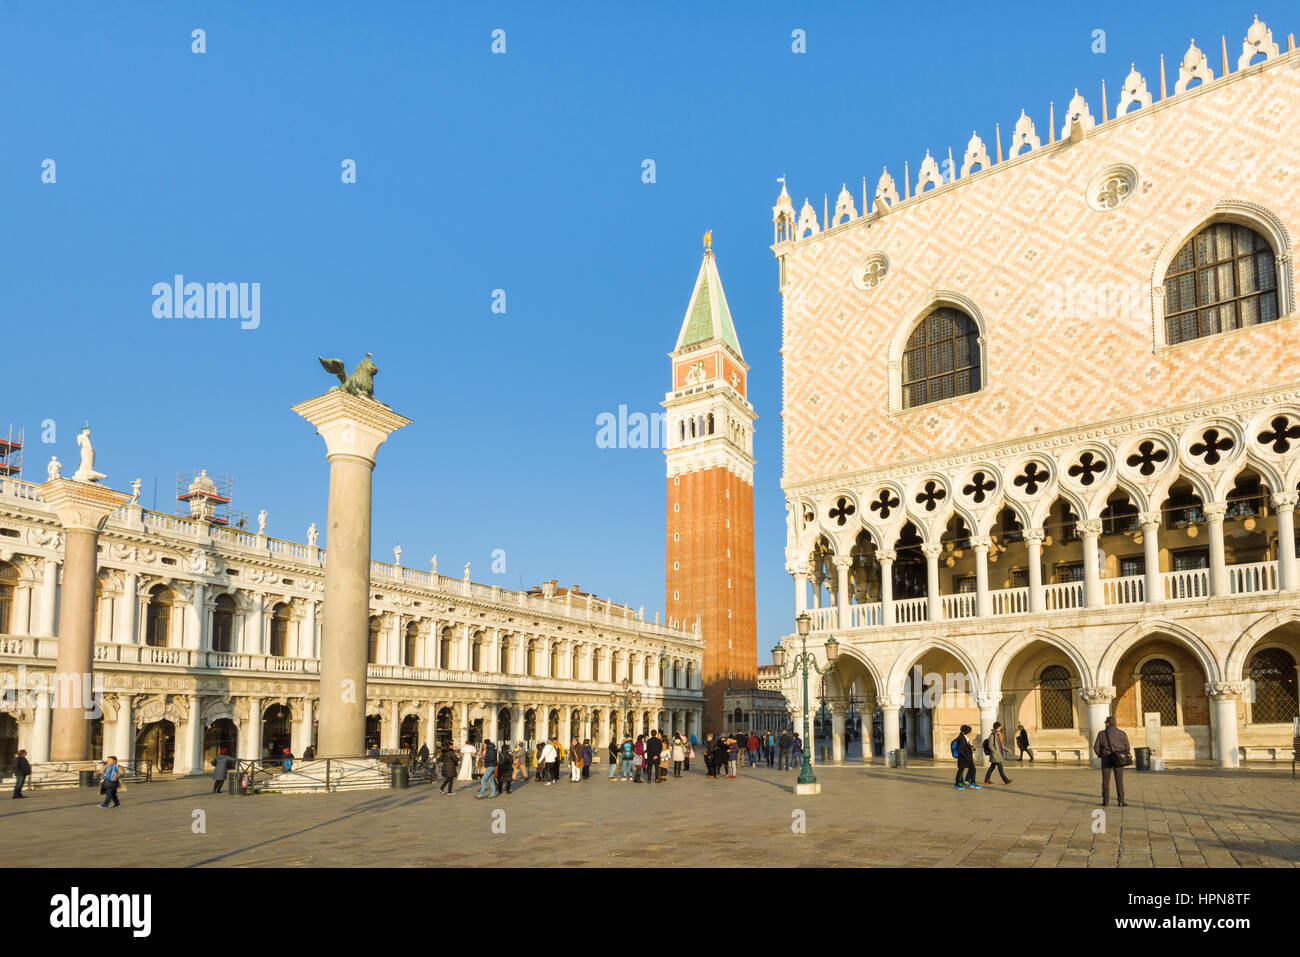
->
[[0, 426, 23, 478], [175, 469, 245, 527]]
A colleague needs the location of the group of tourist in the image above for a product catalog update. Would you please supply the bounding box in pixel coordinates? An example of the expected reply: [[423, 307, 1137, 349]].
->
[[950, 717, 1132, 805]]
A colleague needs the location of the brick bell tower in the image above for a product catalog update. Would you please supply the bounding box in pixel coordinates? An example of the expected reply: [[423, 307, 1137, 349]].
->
[[663, 231, 757, 734]]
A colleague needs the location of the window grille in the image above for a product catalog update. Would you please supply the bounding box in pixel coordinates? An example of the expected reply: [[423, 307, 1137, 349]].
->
[[1039, 665, 1074, 729], [901, 307, 982, 409], [1164, 222, 1278, 345], [1139, 658, 1178, 726], [1249, 648, 1299, 724]]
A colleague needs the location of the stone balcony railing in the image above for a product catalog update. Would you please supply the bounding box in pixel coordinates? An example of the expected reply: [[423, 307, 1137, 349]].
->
[[0, 633, 704, 697], [807, 559, 1283, 634], [0, 476, 699, 647]]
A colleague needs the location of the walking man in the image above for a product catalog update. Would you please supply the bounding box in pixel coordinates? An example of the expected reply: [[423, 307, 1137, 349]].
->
[[778, 729, 792, 770], [982, 721, 1014, 786], [476, 738, 499, 798], [620, 733, 635, 780], [746, 732, 759, 768], [1016, 724, 1034, 762], [12, 749, 30, 798], [1094, 715, 1131, 807], [952, 724, 980, 789], [438, 745, 458, 794]]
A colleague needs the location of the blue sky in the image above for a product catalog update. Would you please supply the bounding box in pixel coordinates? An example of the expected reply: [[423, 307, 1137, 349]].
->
[[0, 0, 1277, 654]]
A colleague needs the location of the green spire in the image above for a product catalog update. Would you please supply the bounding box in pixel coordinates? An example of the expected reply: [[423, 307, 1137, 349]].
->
[[674, 244, 743, 360]]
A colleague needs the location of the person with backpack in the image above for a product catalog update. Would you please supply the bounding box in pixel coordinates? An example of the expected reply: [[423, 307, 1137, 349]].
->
[[684, 737, 694, 773], [727, 735, 740, 778], [632, 734, 646, 782], [535, 741, 546, 782], [765, 731, 776, 767], [1093, 715, 1131, 807], [476, 738, 499, 798], [746, 732, 760, 768], [951, 725, 980, 789], [982, 722, 1014, 786], [790, 732, 803, 771], [619, 734, 635, 780], [581, 739, 593, 780], [97, 756, 125, 808], [778, 730, 793, 770]]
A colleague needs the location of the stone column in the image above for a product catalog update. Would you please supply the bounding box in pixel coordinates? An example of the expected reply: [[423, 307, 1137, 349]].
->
[[38, 557, 59, 637], [830, 705, 845, 763], [241, 696, 263, 759], [303, 601, 318, 659], [113, 694, 134, 763], [185, 582, 206, 651], [1079, 519, 1103, 607], [922, 544, 943, 620], [1025, 530, 1045, 613], [879, 694, 902, 764], [39, 478, 130, 761], [1206, 682, 1246, 768], [31, 692, 52, 763], [810, 569, 823, 609], [834, 555, 852, 628], [972, 536, 991, 617], [792, 567, 807, 613], [117, 572, 138, 643], [903, 707, 918, 755], [292, 697, 314, 755], [245, 593, 264, 655], [973, 693, 1001, 767], [878, 549, 896, 626], [177, 693, 203, 775], [293, 391, 411, 757], [1080, 686, 1115, 769], [12, 575, 32, 636], [1140, 511, 1162, 602], [1272, 492, 1298, 590], [1205, 503, 1228, 596]]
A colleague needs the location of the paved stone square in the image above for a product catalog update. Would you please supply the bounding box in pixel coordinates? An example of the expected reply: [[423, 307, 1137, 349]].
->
[[3, 762, 1297, 867]]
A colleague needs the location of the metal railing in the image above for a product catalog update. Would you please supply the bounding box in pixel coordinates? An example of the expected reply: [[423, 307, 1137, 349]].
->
[[5, 759, 154, 789], [228, 757, 401, 793]]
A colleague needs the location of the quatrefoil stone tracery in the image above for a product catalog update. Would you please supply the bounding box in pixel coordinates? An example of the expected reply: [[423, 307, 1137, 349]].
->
[[962, 471, 996, 503], [1068, 451, 1107, 486], [915, 481, 946, 512], [1013, 462, 1050, 495], [1125, 440, 1168, 476], [828, 497, 856, 526], [1257, 416, 1300, 454], [1189, 429, 1235, 465], [870, 488, 900, 520]]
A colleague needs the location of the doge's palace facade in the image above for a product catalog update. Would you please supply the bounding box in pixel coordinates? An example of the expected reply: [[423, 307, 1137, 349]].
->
[[0, 476, 703, 774], [774, 17, 1300, 768]]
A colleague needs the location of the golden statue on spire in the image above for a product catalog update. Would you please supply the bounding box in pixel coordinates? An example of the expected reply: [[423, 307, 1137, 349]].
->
[[703, 229, 713, 252]]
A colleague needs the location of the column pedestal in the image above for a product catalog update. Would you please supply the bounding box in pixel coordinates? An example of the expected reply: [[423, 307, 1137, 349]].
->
[[1206, 682, 1245, 768], [293, 391, 411, 757], [38, 478, 129, 762]]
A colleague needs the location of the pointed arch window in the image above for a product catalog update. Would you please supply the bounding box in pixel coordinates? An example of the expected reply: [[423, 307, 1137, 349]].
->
[[901, 307, 982, 409], [1163, 222, 1278, 345]]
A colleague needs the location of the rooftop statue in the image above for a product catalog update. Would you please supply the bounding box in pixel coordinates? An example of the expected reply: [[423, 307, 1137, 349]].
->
[[318, 353, 378, 399]]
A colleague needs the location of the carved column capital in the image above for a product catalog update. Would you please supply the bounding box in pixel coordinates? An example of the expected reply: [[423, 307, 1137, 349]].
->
[[1204, 680, 1250, 700], [1139, 511, 1162, 528], [921, 543, 944, 560], [875, 693, 905, 710], [1023, 529, 1045, 546], [974, 691, 1002, 710], [832, 555, 854, 569], [1076, 519, 1103, 537], [970, 536, 991, 551], [1079, 685, 1116, 705], [876, 548, 897, 563], [1271, 491, 1299, 510], [1202, 502, 1228, 522]]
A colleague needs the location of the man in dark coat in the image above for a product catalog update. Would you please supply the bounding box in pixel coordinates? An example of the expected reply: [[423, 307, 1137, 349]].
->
[[952, 726, 979, 789], [1094, 716, 1131, 806], [437, 746, 459, 794], [211, 748, 236, 793], [778, 730, 793, 771], [496, 745, 513, 795], [12, 749, 31, 798]]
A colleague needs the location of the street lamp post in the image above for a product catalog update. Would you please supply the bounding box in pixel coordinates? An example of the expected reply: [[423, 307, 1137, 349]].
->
[[609, 679, 642, 736], [772, 611, 839, 796]]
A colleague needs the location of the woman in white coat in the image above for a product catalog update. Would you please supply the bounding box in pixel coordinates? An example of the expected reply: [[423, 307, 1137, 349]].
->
[[670, 735, 685, 778], [457, 739, 477, 781]]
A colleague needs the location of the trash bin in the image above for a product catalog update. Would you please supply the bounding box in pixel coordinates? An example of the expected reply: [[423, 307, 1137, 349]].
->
[[79, 770, 95, 788], [391, 764, 410, 789], [891, 748, 907, 768], [227, 770, 240, 795], [1135, 747, 1151, 771]]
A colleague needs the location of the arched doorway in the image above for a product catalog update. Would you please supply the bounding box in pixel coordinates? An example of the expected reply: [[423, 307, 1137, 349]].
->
[[203, 718, 238, 765], [262, 704, 292, 759], [570, 708, 582, 742], [497, 708, 512, 745], [136, 720, 175, 772], [435, 708, 453, 751], [0, 713, 17, 772], [993, 637, 1088, 757], [269, 603, 291, 657], [399, 715, 419, 752], [365, 715, 382, 752], [522, 708, 536, 745], [896, 647, 979, 758], [547, 709, 559, 740]]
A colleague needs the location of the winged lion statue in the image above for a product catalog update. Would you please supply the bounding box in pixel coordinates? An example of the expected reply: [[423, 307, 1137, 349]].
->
[[318, 353, 378, 398]]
